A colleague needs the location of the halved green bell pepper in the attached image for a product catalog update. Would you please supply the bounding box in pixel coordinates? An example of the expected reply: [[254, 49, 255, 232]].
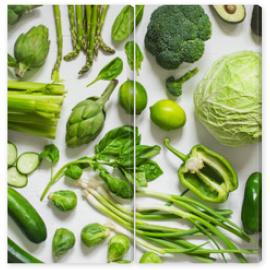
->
[[164, 138, 238, 203]]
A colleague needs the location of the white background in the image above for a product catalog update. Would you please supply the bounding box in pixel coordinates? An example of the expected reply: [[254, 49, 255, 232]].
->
[[1, 0, 270, 269]]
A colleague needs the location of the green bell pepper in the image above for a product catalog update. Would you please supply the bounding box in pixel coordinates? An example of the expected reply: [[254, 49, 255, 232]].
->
[[164, 138, 238, 203], [241, 172, 262, 235]]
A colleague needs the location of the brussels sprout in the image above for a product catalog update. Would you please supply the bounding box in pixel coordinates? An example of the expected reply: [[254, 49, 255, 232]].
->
[[81, 223, 110, 247], [139, 252, 162, 263], [52, 228, 75, 258], [107, 234, 130, 262], [48, 190, 77, 212], [10, 25, 50, 78]]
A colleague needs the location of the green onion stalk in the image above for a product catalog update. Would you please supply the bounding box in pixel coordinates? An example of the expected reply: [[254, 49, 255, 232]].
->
[[75, 180, 255, 263], [8, 80, 65, 139]]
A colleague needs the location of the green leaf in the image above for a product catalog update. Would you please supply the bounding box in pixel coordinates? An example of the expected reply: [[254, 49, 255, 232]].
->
[[86, 57, 123, 87], [111, 5, 134, 42], [120, 167, 147, 188], [135, 171, 147, 187], [135, 5, 144, 25], [40, 144, 59, 165], [64, 164, 83, 180], [137, 160, 163, 181], [124, 41, 143, 75], [8, 54, 17, 67], [118, 145, 161, 168], [95, 125, 140, 162]]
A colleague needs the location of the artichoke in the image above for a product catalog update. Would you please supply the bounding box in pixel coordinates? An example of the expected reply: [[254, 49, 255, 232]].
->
[[66, 80, 118, 147], [8, 5, 41, 25], [10, 25, 50, 78]]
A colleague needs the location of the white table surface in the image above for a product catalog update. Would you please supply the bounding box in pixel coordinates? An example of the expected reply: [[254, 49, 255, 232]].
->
[[8, 4, 261, 263]]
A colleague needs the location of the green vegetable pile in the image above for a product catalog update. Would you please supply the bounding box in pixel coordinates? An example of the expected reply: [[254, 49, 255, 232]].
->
[[7, 4, 261, 265], [41, 125, 162, 200], [79, 182, 254, 263]]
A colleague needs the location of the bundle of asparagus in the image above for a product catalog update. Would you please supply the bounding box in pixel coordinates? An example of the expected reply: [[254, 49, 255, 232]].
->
[[64, 5, 115, 76], [8, 80, 65, 139]]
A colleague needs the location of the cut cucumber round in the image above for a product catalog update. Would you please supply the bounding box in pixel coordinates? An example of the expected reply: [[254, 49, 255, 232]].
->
[[16, 152, 40, 175], [8, 167, 28, 188], [8, 142, 17, 167]]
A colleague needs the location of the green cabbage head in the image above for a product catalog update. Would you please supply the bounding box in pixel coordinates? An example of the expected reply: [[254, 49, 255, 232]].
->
[[194, 51, 261, 147]]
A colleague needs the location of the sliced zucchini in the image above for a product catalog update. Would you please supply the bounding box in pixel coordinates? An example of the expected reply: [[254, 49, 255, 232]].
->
[[8, 142, 17, 167], [16, 152, 40, 175], [8, 167, 28, 188], [212, 5, 246, 24]]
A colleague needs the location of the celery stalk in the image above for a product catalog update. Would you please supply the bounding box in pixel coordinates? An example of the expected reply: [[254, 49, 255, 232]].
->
[[8, 80, 65, 139]]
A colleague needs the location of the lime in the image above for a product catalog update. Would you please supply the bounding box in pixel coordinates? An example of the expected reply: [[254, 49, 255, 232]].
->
[[150, 100, 186, 130], [119, 80, 147, 114]]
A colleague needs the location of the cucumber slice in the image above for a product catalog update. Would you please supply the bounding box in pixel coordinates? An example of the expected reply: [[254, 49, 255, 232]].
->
[[8, 142, 17, 167], [16, 152, 40, 175], [8, 167, 28, 188]]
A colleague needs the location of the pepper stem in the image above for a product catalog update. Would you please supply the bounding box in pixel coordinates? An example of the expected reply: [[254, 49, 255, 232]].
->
[[163, 138, 187, 161], [98, 79, 118, 105]]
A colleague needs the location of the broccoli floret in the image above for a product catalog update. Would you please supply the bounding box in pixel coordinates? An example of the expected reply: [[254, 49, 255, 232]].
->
[[145, 5, 211, 69], [166, 67, 199, 97]]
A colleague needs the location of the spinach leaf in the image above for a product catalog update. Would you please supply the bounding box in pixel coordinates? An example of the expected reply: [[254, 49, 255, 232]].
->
[[86, 57, 123, 87], [111, 5, 134, 42], [135, 5, 144, 25], [95, 125, 140, 162], [40, 144, 59, 165], [118, 145, 161, 168], [120, 168, 147, 188], [125, 41, 143, 75], [137, 160, 163, 181], [135, 145, 161, 166], [135, 171, 147, 187]]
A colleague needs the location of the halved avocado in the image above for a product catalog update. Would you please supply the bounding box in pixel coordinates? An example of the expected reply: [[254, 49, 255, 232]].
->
[[212, 5, 246, 24]]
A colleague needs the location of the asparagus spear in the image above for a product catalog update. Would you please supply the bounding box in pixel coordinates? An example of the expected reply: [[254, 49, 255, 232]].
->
[[64, 5, 84, 61], [95, 5, 115, 55], [51, 5, 63, 82], [81, 6, 89, 52], [79, 5, 98, 75], [67, 6, 77, 50]]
